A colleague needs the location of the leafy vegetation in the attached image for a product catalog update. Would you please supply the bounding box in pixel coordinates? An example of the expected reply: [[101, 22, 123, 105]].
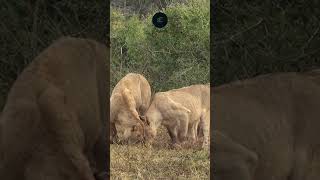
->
[[110, 0, 210, 92]]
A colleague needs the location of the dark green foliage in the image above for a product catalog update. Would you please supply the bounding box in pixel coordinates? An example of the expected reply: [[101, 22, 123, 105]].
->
[[0, 0, 109, 109], [111, 0, 209, 93], [213, 0, 320, 86]]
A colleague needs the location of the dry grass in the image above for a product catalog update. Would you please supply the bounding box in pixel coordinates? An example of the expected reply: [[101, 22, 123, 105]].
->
[[110, 126, 210, 179]]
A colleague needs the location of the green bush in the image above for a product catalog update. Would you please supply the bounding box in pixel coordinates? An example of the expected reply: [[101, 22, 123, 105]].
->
[[111, 0, 210, 92]]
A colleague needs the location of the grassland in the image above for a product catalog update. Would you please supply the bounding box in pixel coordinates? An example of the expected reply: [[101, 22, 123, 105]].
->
[[110, 127, 210, 179]]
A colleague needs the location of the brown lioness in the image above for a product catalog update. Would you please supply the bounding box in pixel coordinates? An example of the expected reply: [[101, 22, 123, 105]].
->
[[212, 71, 320, 180], [0, 37, 108, 180], [143, 84, 209, 148], [110, 73, 151, 143]]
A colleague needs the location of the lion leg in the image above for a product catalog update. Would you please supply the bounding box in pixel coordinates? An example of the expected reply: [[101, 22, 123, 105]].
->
[[25, 150, 97, 180], [36, 85, 96, 180], [193, 120, 200, 142], [110, 122, 117, 143], [288, 146, 309, 180], [25, 154, 66, 180], [167, 126, 178, 143], [201, 113, 210, 148], [166, 125, 180, 148], [92, 132, 109, 180], [187, 123, 194, 141], [197, 121, 203, 138], [213, 131, 258, 180], [187, 120, 199, 144], [177, 114, 189, 143]]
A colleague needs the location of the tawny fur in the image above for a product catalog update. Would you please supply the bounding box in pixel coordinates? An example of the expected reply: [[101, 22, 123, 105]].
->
[[213, 71, 320, 180], [197, 104, 210, 147], [110, 73, 151, 143], [144, 84, 209, 147], [0, 37, 109, 180]]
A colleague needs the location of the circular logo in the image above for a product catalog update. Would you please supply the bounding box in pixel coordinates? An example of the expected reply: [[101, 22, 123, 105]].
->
[[152, 12, 168, 28]]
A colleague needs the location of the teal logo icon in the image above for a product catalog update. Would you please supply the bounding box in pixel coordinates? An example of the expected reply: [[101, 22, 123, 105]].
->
[[152, 12, 168, 28]]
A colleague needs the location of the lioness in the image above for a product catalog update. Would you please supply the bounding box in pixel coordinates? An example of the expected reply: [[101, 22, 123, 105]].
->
[[110, 73, 151, 143], [0, 37, 109, 180], [212, 72, 320, 180], [143, 84, 209, 148]]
